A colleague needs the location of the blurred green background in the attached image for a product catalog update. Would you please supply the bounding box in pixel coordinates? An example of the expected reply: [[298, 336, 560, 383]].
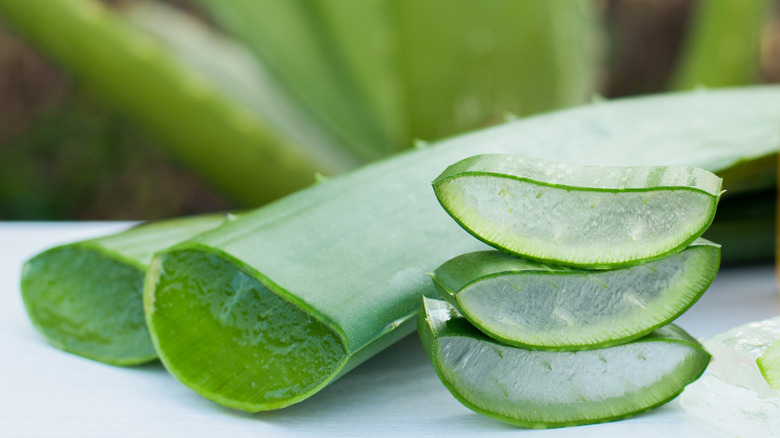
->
[[0, 0, 778, 220]]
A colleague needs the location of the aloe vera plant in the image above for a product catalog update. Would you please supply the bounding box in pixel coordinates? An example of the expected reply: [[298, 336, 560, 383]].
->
[[198, 0, 600, 146], [142, 88, 780, 411], [433, 155, 723, 268], [0, 0, 344, 206], [419, 297, 710, 428], [430, 240, 720, 350], [0, 0, 601, 206], [20, 213, 231, 365]]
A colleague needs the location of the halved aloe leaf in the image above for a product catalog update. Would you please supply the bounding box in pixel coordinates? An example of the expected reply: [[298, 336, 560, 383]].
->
[[20, 213, 230, 365], [419, 297, 710, 428], [433, 154, 723, 269], [430, 239, 720, 350]]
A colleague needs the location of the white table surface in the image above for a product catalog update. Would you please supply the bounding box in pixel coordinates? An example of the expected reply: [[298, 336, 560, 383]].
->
[[1, 222, 777, 438]]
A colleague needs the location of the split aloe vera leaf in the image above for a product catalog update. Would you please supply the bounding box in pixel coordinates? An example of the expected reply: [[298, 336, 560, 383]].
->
[[143, 87, 779, 412], [419, 297, 710, 428], [433, 154, 723, 269], [430, 239, 720, 350], [20, 214, 230, 365]]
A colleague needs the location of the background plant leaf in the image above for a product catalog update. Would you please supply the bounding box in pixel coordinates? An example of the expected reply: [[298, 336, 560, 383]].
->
[[671, 0, 771, 89]]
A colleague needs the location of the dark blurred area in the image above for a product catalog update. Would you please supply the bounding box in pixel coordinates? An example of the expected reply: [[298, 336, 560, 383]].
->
[[0, 0, 779, 220]]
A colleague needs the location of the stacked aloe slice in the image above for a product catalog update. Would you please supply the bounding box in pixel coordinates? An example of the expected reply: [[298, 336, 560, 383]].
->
[[420, 154, 720, 428]]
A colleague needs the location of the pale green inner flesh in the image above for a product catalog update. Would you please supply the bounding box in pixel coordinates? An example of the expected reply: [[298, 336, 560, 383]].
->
[[21, 246, 153, 364], [457, 248, 710, 348], [150, 249, 346, 410], [437, 335, 697, 424], [440, 176, 714, 266]]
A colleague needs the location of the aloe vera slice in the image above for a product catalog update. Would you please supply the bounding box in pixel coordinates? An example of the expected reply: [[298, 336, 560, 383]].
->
[[430, 239, 720, 350], [433, 154, 723, 269], [419, 297, 710, 428], [143, 87, 779, 412], [20, 214, 230, 365]]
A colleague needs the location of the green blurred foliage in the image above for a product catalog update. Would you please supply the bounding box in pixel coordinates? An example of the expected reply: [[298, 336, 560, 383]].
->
[[0, 95, 229, 220], [0, 0, 777, 220]]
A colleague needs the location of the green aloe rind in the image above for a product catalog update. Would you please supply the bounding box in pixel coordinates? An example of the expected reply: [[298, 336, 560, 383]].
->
[[433, 154, 723, 269], [142, 87, 778, 411], [757, 338, 780, 391], [20, 213, 230, 365], [419, 297, 710, 428], [430, 240, 720, 350]]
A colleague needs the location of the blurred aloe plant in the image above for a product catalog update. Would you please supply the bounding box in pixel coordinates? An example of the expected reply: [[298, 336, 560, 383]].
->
[[0, 0, 601, 206], [671, 0, 772, 90]]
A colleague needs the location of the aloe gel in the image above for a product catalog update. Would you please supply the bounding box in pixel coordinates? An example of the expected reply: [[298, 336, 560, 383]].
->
[[419, 297, 710, 428], [20, 214, 230, 365], [433, 154, 723, 269], [430, 239, 720, 350]]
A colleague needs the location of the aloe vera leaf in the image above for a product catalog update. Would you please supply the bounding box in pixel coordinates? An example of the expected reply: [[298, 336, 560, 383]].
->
[[197, 0, 393, 160], [20, 213, 231, 365], [430, 240, 720, 350], [433, 154, 723, 268], [311, 0, 407, 153], [0, 0, 334, 206], [419, 297, 710, 428], [123, 1, 362, 174], [671, 0, 771, 90], [144, 87, 779, 412], [393, 0, 600, 141]]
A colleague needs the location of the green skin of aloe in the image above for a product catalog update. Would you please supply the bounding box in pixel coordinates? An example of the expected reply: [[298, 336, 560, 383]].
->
[[20, 214, 231, 365], [419, 297, 711, 428], [430, 240, 720, 351], [23, 87, 780, 411]]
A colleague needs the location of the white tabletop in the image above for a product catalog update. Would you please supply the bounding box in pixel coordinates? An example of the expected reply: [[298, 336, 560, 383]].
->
[[1, 222, 777, 437]]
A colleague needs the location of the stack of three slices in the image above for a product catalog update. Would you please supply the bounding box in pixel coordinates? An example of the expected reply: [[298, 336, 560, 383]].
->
[[419, 154, 722, 428]]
